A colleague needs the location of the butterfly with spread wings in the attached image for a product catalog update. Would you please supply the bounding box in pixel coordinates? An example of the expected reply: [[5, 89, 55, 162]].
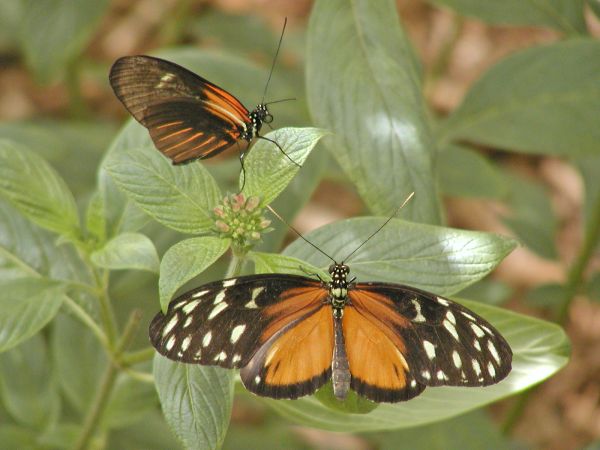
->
[[150, 262, 512, 403], [108, 20, 296, 185]]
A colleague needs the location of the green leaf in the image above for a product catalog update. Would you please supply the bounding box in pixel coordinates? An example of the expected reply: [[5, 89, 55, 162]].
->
[[0, 277, 65, 352], [19, 0, 109, 82], [0, 140, 80, 238], [91, 232, 159, 273], [108, 411, 181, 450], [437, 144, 508, 199], [104, 374, 158, 429], [0, 425, 38, 449], [248, 252, 328, 279], [265, 301, 568, 431], [99, 121, 154, 238], [51, 313, 105, 413], [159, 237, 231, 311], [0, 198, 92, 284], [105, 147, 221, 234], [429, 0, 586, 34], [85, 190, 106, 243], [0, 334, 59, 429], [375, 410, 513, 449], [284, 217, 517, 296], [500, 172, 557, 259], [457, 279, 514, 306], [307, 0, 441, 224], [153, 355, 234, 450], [240, 127, 327, 204], [439, 40, 600, 156]]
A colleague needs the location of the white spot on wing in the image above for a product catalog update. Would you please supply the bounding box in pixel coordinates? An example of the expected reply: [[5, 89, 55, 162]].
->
[[255, 375, 261, 384], [181, 336, 191, 351], [436, 296, 450, 306], [452, 350, 462, 368], [472, 359, 481, 376], [230, 324, 246, 344], [474, 339, 482, 351], [423, 340, 436, 360], [461, 311, 476, 321], [488, 362, 496, 377], [443, 320, 460, 341], [223, 279, 236, 288], [410, 380, 417, 388], [232, 354, 241, 364], [183, 316, 192, 328], [487, 341, 501, 365], [202, 331, 212, 347], [182, 300, 200, 314], [165, 335, 176, 351], [436, 370, 446, 381], [163, 316, 178, 337], [446, 311, 456, 325], [422, 370, 431, 380], [411, 299, 426, 322], [208, 302, 227, 320], [213, 290, 226, 305], [214, 351, 227, 361], [470, 322, 485, 337], [192, 290, 209, 299]]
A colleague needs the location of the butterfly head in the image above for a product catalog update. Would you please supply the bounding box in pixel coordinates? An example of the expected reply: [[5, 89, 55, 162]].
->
[[251, 104, 273, 130]]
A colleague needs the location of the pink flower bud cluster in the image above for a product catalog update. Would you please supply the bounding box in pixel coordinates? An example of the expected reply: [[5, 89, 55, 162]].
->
[[213, 193, 271, 250]]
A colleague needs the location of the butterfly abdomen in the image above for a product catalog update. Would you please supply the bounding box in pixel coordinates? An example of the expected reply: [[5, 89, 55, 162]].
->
[[332, 314, 351, 400]]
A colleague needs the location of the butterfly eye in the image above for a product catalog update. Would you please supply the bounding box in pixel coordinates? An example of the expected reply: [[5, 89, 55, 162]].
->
[[328, 264, 336, 274], [264, 113, 274, 124]]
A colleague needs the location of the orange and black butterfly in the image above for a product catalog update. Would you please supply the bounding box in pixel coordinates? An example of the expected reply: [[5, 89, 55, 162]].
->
[[149, 215, 512, 403], [108, 20, 295, 182]]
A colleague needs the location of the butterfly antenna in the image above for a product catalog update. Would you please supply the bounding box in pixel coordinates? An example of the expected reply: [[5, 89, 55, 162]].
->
[[261, 17, 287, 104], [257, 135, 301, 167], [266, 205, 336, 264], [342, 192, 415, 263], [265, 97, 296, 106]]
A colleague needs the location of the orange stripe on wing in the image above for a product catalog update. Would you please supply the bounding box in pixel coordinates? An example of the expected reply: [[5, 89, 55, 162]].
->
[[162, 131, 205, 152], [158, 128, 198, 142], [155, 121, 185, 130]]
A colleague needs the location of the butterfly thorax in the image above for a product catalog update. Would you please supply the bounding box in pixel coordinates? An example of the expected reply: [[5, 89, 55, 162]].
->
[[328, 263, 351, 318]]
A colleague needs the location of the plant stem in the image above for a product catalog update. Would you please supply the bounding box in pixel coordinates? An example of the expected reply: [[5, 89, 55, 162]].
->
[[71, 310, 142, 450], [97, 270, 119, 347], [226, 252, 245, 278], [121, 347, 156, 366], [557, 194, 600, 323], [62, 295, 107, 347]]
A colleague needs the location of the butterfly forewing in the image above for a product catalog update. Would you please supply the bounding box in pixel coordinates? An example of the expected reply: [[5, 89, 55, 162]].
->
[[149, 275, 328, 373], [109, 55, 251, 164], [349, 283, 512, 395]]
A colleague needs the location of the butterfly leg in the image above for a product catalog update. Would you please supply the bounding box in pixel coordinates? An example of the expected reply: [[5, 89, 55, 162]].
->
[[332, 312, 351, 400], [238, 145, 247, 193]]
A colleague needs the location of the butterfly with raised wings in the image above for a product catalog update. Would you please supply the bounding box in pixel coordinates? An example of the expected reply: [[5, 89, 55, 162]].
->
[[149, 237, 512, 403], [108, 20, 295, 181]]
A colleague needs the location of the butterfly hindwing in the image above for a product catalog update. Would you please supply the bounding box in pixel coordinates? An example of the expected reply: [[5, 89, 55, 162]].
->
[[240, 304, 333, 399], [109, 55, 250, 164], [348, 283, 512, 396]]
